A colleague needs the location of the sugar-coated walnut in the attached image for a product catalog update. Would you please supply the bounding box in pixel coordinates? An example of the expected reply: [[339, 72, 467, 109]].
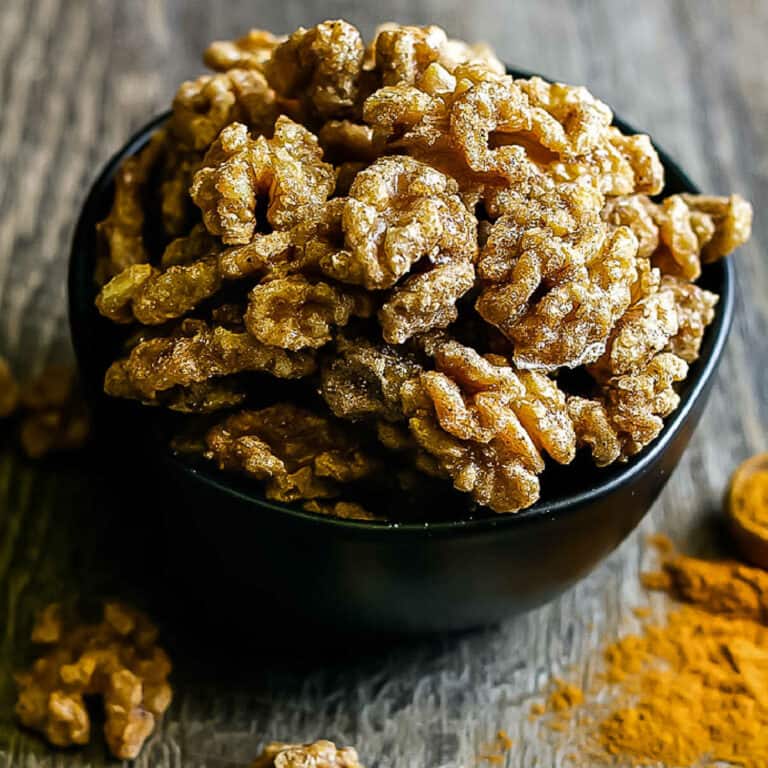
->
[[602, 195, 659, 258], [205, 404, 378, 502], [589, 287, 679, 379], [569, 352, 688, 464], [566, 396, 622, 467], [96, 131, 165, 283], [408, 412, 540, 513], [161, 224, 219, 268], [660, 275, 718, 363], [169, 69, 278, 151], [517, 77, 613, 156], [252, 740, 364, 768], [648, 193, 752, 279], [379, 260, 475, 344], [679, 193, 752, 263], [266, 21, 365, 120], [479, 226, 639, 371], [0, 356, 19, 418], [204, 29, 284, 72], [320, 337, 423, 422], [400, 340, 575, 512], [475, 180, 605, 331], [105, 320, 316, 402], [320, 156, 477, 289], [191, 118, 335, 244], [245, 275, 363, 350], [96, 256, 222, 325], [17, 366, 90, 459], [15, 602, 172, 760], [218, 231, 296, 279]]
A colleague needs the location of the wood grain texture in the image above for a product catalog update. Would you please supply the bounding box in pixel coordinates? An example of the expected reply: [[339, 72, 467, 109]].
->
[[0, 0, 766, 765]]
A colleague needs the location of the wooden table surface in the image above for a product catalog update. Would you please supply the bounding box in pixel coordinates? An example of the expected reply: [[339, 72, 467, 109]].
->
[[1, 1, 766, 766]]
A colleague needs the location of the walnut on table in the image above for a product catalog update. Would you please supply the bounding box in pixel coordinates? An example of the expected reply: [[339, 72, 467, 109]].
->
[[252, 739, 364, 768], [15, 602, 172, 760]]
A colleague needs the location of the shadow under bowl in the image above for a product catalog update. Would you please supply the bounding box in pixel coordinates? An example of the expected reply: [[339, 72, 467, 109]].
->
[[68, 87, 735, 635]]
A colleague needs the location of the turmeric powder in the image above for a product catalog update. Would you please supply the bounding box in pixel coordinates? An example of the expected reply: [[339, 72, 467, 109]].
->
[[728, 452, 768, 569], [596, 546, 768, 766], [528, 543, 768, 766]]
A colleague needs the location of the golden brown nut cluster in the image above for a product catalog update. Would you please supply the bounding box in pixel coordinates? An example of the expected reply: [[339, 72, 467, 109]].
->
[[15, 602, 172, 760], [251, 739, 363, 768], [0, 361, 90, 458], [95, 20, 752, 517]]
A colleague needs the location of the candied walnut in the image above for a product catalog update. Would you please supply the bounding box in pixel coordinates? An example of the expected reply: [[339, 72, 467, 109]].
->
[[96, 131, 165, 283], [569, 352, 688, 464], [191, 118, 335, 244], [15, 602, 171, 760], [589, 287, 679, 379], [475, 180, 605, 327], [679, 193, 753, 263], [321, 337, 423, 422], [648, 193, 752, 280], [105, 320, 316, 403], [218, 231, 295, 279], [660, 275, 718, 363], [161, 224, 219, 268], [204, 29, 283, 72], [517, 77, 613, 156], [17, 366, 90, 459], [374, 24, 450, 86], [450, 78, 533, 179], [252, 740, 364, 768], [31, 603, 63, 644], [95, 256, 222, 325], [245, 275, 364, 350], [302, 500, 376, 520], [479, 226, 639, 371], [602, 195, 659, 258], [0, 356, 19, 418], [408, 412, 540, 513], [266, 21, 365, 120], [400, 341, 575, 512], [169, 69, 278, 151], [205, 404, 378, 502], [566, 396, 621, 467], [379, 260, 475, 344], [320, 156, 477, 290]]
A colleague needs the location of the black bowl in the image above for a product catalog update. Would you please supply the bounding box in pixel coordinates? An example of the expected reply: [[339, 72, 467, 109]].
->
[[68, 92, 735, 634]]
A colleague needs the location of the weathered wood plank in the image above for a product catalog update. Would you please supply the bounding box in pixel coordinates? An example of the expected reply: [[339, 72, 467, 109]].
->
[[0, 1, 766, 766]]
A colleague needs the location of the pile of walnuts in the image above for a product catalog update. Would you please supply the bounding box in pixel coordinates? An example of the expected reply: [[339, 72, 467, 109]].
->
[[95, 21, 752, 517]]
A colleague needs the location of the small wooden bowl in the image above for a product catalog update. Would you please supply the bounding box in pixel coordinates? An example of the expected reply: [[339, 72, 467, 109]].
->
[[728, 453, 768, 569]]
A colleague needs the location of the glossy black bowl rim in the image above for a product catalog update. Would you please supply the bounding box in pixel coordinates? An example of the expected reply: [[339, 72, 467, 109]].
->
[[69, 86, 735, 537]]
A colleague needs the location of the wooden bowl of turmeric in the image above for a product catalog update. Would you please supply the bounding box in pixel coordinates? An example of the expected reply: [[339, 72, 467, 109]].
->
[[728, 453, 768, 569]]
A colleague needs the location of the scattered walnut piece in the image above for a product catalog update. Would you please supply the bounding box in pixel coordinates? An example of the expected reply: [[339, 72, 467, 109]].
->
[[252, 740, 364, 768], [18, 366, 90, 459], [15, 602, 172, 760]]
